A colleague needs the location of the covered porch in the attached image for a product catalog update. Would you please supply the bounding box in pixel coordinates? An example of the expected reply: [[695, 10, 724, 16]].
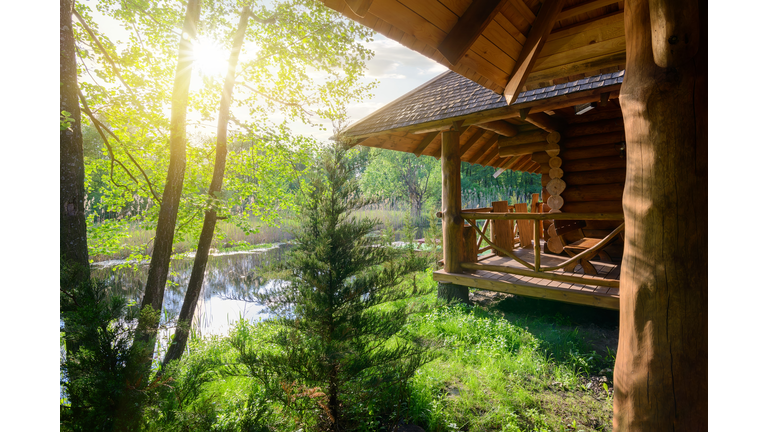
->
[[344, 70, 627, 310]]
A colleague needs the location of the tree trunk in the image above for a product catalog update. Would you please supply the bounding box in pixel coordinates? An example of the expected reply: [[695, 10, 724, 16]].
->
[[60, 0, 89, 281], [60, 0, 89, 416], [614, 0, 707, 430], [132, 0, 201, 366], [163, 6, 251, 368]]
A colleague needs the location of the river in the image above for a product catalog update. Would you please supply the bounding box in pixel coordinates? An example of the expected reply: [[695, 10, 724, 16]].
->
[[90, 243, 292, 337]]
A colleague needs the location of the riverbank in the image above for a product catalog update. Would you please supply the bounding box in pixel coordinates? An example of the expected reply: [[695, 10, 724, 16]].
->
[[89, 208, 433, 263]]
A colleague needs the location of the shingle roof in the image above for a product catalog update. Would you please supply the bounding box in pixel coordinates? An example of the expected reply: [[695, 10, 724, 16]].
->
[[346, 70, 625, 137]]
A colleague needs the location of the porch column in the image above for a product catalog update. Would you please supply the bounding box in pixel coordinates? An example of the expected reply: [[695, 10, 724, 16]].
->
[[438, 123, 468, 303], [614, 0, 706, 430]]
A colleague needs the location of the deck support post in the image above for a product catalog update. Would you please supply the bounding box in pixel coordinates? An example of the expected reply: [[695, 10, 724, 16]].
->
[[614, 0, 707, 429], [438, 124, 469, 303]]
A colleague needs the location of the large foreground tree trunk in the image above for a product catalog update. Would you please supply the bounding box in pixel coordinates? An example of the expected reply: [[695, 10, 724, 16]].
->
[[60, 0, 89, 417], [163, 6, 251, 367], [614, 0, 707, 429], [132, 0, 202, 367], [60, 0, 89, 281]]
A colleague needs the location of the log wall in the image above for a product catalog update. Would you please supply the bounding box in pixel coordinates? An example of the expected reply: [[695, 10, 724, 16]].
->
[[540, 108, 627, 249]]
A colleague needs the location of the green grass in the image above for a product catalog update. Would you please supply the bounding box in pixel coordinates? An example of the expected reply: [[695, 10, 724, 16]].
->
[[146, 270, 616, 432], [404, 302, 614, 431], [89, 216, 293, 262]]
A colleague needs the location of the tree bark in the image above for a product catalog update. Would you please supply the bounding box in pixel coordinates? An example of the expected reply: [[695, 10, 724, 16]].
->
[[163, 6, 251, 368], [613, 0, 707, 430], [60, 0, 89, 417], [132, 0, 201, 373], [60, 0, 90, 281]]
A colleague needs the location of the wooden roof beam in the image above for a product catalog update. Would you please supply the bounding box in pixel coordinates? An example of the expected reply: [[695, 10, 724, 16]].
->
[[430, 122, 469, 158], [475, 120, 519, 137], [412, 131, 440, 157], [345, 0, 373, 18], [437, 0, 506, 66], [459, 128, 487, 158], [469, 135, 499, 164], [556, 0, 619, 21], [504, 0, 566, 104], [524, 112, 565, 133], [493, 155, 524, 178]]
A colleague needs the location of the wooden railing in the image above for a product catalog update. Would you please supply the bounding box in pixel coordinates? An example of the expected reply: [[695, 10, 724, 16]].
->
[[437, 209, 624, 288]]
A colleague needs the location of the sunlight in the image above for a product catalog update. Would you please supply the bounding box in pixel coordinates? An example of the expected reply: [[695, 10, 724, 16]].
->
[[193, 38, 229, 77]]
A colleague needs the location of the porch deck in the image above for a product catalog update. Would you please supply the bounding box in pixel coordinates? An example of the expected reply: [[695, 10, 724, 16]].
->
[[433, 245, 620, 310]]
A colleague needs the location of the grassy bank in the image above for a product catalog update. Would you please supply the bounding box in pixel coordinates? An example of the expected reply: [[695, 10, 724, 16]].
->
[[142, 271, 617, 432], [89, 208, 434, 262]]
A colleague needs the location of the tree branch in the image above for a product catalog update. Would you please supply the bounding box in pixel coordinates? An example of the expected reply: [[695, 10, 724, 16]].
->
[[238, 82, 314, 117], [73, 7, 136, 95], [78, 89, 163, 204]]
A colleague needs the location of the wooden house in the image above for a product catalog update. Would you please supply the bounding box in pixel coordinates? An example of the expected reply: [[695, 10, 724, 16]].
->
[[345, 69, 626, 310], [321, 0, 707, 430]]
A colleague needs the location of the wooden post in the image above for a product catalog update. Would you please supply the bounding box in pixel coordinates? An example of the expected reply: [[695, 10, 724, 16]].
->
[[613, 0, 707, 430], [438, 125, 469, 303]]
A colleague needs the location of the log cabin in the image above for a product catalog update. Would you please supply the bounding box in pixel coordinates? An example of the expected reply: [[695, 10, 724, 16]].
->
[[321, 0, 707, 430], [345, 69, 626, 310]]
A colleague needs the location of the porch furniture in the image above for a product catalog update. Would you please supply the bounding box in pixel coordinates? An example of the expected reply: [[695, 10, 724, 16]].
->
[[554, 220, 618, 276]]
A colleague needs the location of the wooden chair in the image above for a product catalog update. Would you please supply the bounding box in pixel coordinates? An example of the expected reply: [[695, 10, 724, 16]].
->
[[553, 220, 618, 275]]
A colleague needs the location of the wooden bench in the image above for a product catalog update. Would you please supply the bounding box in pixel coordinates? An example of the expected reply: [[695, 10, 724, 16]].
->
[[554, 220, 619, 275]]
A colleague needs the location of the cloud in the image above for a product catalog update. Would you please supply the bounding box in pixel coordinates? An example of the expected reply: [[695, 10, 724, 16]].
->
[[364, 35, 445, 78]]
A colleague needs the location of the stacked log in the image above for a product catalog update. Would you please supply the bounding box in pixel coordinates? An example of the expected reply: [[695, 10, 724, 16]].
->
[[539, 109, 627, 247]]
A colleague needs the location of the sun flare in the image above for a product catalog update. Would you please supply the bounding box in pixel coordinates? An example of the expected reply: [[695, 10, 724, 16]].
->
[[193, 38, 229, 77]]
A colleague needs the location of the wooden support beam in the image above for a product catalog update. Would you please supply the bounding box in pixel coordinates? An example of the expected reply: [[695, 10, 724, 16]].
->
[[412, 131, 440, 156], [524, 112, 564, 132], [498, 129, 550, 146], [508, 154, 532, 171], [459, 128, 487, 158], [476, 120, 519, 137], [437, 0, 506, 65], [344, 0, 372, 17], [493, 155, 522, 178], [469, 134, 499, 164], [556, 0, 620, 21], [431, 124, 469, 158], [441, 129, 462, 274], [499, 141, 560, 158], [483, 153, 501, 167], [504, 0, 567, 104]]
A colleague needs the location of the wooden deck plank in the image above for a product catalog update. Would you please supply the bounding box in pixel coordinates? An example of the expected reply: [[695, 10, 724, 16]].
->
[[434, 270, 619, 310]]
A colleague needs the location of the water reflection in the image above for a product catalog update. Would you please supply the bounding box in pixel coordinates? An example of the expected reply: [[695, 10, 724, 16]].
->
[[91, 244, 292, 336]]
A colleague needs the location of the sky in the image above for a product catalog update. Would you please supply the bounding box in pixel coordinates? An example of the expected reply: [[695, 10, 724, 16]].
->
[[76, 4, 448, 143]]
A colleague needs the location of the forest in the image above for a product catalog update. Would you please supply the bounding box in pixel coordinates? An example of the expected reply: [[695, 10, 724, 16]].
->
[[60, 1, 618, 431]]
